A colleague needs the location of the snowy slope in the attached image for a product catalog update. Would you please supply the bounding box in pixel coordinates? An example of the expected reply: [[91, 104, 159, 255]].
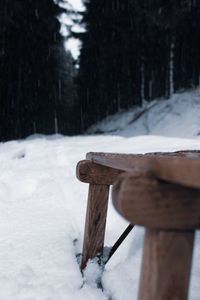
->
[[1, 89, 200, 299], [89, 88, 200, 139]]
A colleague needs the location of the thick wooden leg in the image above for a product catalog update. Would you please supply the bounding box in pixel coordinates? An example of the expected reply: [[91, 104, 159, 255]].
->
[[81, 183, 109, 269], [138, 229, 194, 300]]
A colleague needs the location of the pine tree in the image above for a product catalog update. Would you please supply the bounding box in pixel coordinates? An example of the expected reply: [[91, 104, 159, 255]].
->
[[78, 0, 138, 131], [77, 0, 200, 132], [0, 0, 77, 141], [174, 0, 200, 89]]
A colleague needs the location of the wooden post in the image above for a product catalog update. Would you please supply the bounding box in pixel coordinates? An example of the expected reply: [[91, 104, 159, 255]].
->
[[76, 160, 122, 269], [112, 171, 200, 300], [81, 183, 109, 269], [138, 229, 194, 300]]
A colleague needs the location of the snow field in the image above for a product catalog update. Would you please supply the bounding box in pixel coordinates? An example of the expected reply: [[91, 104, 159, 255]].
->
[[1, 133, 200, 299], [1, 89, 200, 299]]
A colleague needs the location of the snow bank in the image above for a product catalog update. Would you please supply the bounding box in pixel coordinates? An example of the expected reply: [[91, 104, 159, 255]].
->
[[89, 88, 200, 139]]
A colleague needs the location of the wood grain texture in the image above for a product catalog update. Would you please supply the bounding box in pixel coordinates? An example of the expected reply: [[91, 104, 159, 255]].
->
[[86, 150, 200, 164], [112, 172, 200, 230], [86, 151, 200, 189], [76, 160, 123, 185], [138, 229, 194, 300], [81, 151, 199, 299], [81, 184, 109, 270]]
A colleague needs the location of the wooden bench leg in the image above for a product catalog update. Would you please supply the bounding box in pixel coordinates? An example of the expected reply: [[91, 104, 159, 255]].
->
[[81, 183, 109, 269], [138, 229, 194, 300]]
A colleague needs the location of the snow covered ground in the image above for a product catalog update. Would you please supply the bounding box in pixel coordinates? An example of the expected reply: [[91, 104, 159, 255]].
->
[[1, 89, 200, 299], [89, 88, 200, 139]]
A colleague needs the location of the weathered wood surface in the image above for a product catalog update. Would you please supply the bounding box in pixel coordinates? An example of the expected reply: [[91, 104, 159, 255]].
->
[[86, 151, 200, 189], [76, 160, 123, 185], [76, 151, 200, 299], [112, 172, 200, 230], [138, 229, 194, 300], [87, 150, 200, 164], [81, 183, 109, 270]]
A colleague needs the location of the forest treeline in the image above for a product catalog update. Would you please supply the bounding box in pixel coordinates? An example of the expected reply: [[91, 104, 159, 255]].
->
[[0, 0, 200, 141], [0, 0, 79, 141], [78, 0, 200, 130]]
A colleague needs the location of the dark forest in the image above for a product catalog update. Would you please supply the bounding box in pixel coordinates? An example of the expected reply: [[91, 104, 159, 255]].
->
[[0, 0, 200, 141]]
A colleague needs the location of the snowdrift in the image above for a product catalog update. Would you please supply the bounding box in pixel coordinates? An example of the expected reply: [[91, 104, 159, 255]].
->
[[1, 88, 200, 299]]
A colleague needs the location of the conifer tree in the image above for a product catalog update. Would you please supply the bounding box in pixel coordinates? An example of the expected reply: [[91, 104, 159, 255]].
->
[[77, 0, 200, 132], [0, 0, 77, 141], [78, 0, 137, 131]]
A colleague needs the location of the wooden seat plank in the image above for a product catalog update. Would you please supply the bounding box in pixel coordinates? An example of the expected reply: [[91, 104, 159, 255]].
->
[[86, 151, 200, 189]]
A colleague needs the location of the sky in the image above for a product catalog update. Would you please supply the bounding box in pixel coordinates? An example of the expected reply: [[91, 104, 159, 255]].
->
[[61, 0, 84, 59], [68, 0, 84, 11]]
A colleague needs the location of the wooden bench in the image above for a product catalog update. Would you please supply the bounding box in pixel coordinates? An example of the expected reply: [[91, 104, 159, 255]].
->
[[76, 150, 200, 300]]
